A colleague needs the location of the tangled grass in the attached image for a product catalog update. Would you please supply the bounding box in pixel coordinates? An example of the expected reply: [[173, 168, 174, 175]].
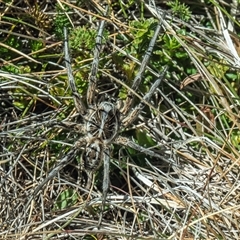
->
[[0, 0, 240, 239]]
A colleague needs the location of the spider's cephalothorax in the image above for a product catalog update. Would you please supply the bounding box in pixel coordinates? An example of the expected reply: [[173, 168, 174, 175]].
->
[[86, 101, 120, 143], [83, 101, 119, 171]]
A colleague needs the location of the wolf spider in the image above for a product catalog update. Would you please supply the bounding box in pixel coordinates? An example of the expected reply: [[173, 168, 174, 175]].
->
[[28, 9, 167, 227]]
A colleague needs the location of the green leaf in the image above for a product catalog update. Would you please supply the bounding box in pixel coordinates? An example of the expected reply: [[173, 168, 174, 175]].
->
[[136, 130, 156, 148], [54, 189, 78, 210]]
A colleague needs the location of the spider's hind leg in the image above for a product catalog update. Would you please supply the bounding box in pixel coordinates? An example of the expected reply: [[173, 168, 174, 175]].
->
[[114, 136, 170, 164], [97, 147, 110, 227]]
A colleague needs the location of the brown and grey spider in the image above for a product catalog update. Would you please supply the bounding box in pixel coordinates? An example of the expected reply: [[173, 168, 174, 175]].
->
[[27, 10, 167, 226]]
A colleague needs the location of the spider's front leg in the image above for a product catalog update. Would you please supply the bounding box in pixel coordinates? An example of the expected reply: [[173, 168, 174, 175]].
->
[[64, 27, 86, 115], [87, 14, 106, 106], [121, 17, 165, 116], [122, 66, 168, 127]]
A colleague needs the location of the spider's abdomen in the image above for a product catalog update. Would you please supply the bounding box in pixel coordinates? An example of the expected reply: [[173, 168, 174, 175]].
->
[[86, 101, 119, 143], [82, 140, 103, 171]]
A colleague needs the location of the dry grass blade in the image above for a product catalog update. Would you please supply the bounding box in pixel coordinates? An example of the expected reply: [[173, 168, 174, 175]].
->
[[1, 0, 240, 239]]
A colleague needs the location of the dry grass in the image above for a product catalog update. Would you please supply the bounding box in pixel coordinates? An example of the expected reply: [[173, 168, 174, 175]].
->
[[0, 0, 240, 239]]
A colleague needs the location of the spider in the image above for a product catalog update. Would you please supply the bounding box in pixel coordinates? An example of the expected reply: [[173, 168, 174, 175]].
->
[[27, 9, 167, 227]]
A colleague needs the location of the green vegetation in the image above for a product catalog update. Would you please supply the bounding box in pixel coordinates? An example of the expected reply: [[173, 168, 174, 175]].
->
[[0, 0, 240, 239]]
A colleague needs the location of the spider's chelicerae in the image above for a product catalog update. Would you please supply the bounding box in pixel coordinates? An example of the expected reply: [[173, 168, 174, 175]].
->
[[28, 10, 167, 227]]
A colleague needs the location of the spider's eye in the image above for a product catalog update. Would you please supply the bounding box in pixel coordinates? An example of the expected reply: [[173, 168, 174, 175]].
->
[[82, 142, 103, 171]]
